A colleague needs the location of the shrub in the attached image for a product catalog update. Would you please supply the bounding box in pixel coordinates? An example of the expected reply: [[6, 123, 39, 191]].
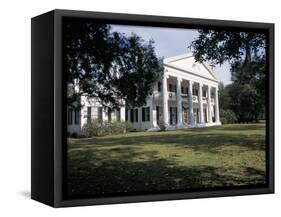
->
[[71, 132, 78, 138], [82, 120, 130, 137], [220, 109, 238, 124], [124, 121, 133, 132], [68, 132, 86, 138]]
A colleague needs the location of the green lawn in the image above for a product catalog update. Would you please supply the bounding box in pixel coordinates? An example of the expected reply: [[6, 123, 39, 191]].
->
[[67, 123, 266, 197]]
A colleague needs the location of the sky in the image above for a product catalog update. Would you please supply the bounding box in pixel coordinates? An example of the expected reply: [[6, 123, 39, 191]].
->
[[111, 24, 232, 85]]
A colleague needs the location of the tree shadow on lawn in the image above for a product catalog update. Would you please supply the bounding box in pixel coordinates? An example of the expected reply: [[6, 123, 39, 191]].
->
[[69, 132, 265, 154], [67, 124, 266, 197], [67, 149, 266, 197]]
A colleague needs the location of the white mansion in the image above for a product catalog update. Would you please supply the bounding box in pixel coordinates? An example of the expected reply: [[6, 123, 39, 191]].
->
[[67, 53, 221, 134]]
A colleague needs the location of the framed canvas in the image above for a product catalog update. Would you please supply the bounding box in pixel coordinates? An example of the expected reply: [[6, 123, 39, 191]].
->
[[31, 9, 274, 207]]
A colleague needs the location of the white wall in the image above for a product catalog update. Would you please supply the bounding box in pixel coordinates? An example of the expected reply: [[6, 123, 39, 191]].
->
[[128, 97, 154, 131], [0, 0, 279, 217]]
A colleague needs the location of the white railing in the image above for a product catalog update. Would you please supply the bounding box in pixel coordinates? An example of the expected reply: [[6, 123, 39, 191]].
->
[[153, 91, 215, 104]]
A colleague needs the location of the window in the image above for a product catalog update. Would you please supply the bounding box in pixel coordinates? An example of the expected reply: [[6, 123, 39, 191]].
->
[[169, 84, 172, 92], [193, 89, 198, 96], [142, 107, 150, 122], [158, 82, 162, 92], [74, 109, 80, 125], [182, 86, 188, 94], [68, 108, 73, 125], [89, 107, 102, 122], [169, 84, 177, 92], [203, 90, 207, 97], [130, 109, 139, 122]]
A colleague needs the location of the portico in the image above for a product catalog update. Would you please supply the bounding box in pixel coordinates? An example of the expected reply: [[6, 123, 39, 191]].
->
[[148, 53, 221, 131], [158, 72, 220, 130]]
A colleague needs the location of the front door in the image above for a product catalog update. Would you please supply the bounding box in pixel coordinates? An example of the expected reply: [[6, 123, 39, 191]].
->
[[193, 108, 199, 124], [183, 107, 188, 124], [169, 107, 177, 125]]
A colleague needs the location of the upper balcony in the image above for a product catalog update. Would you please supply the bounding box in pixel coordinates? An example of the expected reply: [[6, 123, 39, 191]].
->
[[154, 91, 214, 104]]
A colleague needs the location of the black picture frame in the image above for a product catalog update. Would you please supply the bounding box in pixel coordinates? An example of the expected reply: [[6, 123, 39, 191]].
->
[[31, 9, 274, 207]]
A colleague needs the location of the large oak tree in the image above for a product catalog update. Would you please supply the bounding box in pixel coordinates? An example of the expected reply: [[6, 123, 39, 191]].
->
[[64, 20, 163, 109], [190, 30, 267, 122]]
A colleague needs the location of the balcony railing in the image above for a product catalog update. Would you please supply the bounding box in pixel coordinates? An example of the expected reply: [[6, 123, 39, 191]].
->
[[154, 91, 215, 104]]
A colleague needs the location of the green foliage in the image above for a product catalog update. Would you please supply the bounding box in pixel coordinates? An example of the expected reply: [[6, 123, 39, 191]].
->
[[190, 30, 266, 123], [190, 30, 266, 66], [228, 83, 261, 123], [82, 120, 131, 137], [220, 109, 237, 124], [64, 20, 163, 109], [218, 82, 231, 111]]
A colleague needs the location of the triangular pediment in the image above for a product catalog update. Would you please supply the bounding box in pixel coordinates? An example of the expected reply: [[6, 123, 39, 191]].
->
[[164, 54, 218, 81]]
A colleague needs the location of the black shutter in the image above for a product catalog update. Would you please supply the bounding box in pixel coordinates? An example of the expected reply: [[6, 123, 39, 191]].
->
[[142, 108, 145, 121], [130, 109, 134, 122], [156, 106, 159, 124], [135, 109, 138, 122], [147, 107, 150, 121], [169, 107, 172, 125], [108, 108, 112, 123], [98, 107, 103, 122], [175, 108, 178, 124], [87, 107, 91, 123], [125, 109, 128, 121], [68, 108, 73, 125]]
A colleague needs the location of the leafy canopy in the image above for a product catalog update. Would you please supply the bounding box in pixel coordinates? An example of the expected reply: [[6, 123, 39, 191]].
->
[[190, 30, 266, 67], [190, 29, 267, 122], [64, 20, 163, 109]]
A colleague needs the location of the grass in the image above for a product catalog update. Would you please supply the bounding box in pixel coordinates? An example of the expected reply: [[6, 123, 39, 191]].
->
[[67, 123, 266, 197]]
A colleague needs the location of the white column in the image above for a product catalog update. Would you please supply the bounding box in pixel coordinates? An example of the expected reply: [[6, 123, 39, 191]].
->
[[188, 80, 194, 126], [151, 97, 157, 127], [176, 78, 183, 128], [120, 107, 125, 122], [208, 86, 213, 123], [102, 107, 108, 123], [215, 86, 220, 123], [199, 83, 204, 124], [162, 73, 169, 126], [119, 100, 126, 122]]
